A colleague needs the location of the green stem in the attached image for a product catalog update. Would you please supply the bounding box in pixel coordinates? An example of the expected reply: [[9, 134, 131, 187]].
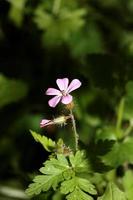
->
[[116, 98, 125, 139], [124, 124, 133, 138], [52, 0, 62, 15], [70, 109, 79, 152]]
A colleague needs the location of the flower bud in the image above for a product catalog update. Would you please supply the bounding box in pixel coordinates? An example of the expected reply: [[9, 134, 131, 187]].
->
[[53, 115, 71, 125], [40, 115, 70, 128]]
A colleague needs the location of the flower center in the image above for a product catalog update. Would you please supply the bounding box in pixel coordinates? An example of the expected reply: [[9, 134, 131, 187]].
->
[[61, 90, 67, 96]]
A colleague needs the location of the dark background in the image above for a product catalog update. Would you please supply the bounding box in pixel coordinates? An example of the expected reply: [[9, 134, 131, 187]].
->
[[0, 0, 133, 199]]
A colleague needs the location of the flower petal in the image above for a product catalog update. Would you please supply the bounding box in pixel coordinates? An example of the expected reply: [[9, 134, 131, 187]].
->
[[61, 94, 73, 104], [48, 96, 61, 107], [67, 79, 81, 93], [56, 78, 69, 91], [46, 88, 61, 96], [40, 119, 52, 127]]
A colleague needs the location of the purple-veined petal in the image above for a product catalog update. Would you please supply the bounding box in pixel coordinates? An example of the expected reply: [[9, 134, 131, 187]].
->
[[56, 78, 69, 91], [48, 96, 61, 107], [61, 94, 73, 104], [46, 88, 61, 96], [40, 119, 52, 127], [67, 79, 81, 93]]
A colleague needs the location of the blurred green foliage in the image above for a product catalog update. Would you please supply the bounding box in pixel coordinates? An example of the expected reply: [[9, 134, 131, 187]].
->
[[97, 182, 127, 200], [8, 0, 27, 26], [1, 0, 133, 199], [0, 74, 28, 108]]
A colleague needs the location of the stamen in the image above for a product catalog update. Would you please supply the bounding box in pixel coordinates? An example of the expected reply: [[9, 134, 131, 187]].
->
[[61, 90, 67, 96]]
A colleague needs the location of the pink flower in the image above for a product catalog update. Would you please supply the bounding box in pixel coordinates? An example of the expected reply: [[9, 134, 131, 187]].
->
[[45, 78, 82, 107], [40, 119, 53, 128]]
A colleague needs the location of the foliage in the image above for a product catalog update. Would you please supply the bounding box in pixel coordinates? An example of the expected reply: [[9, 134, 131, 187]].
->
[[30, 130, 56, 152], [8, 0, 26, 26], [26, 154, 70, 196], [122, 170, 133, 200], [0, 74, 28, 108], [26, 147, 96, 200], [97, 182, 127, 200], [1, 0, 133, 199], [34, 5, 86, 46], [101, 137, 133, 167]]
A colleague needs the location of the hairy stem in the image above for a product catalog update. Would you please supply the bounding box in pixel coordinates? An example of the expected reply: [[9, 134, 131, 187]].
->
[[70, 109, 79, 151]]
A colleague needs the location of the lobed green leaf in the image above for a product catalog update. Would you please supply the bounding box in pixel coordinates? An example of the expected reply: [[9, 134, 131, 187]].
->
[[26, 154, 70, 197], [66, 188, 93, 200], [98, 182, 127, 200], [61, 177, 96, 195], [101, 138, 133, 167], [30, 130, 56, 152], [69, 151, 89, 173], [34, 6, 86, 45], [60, 175, 97, 200]]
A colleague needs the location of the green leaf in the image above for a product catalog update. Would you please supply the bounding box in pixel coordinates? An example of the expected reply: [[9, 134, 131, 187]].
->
[[8, 0, 26, 26], [78, 177, 97, 195], [0, 74, 28, 108], [69, 151, 89, 173], [66, 188, 93, 200], [60, 178, 76, 194], [61, 177, 96, 195], [88, 139, 115, 172], [96, 126, 117, 142], [34, 8, 52, 30], [34, 6, 86, 45], [30, 130, 56, 152], [26, 150, 94, 197], [26, 154, 70, 196], [101, 138, 133, 167], [42, 154, 70, 171], [61, 177, 96, 200], [122, 170, 133, 200], [98, 182, 127, 200], [26, 150, 94, 198], [69, 23, 104, 58]]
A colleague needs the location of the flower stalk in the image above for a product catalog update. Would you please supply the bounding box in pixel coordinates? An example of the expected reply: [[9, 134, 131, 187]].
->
[[70, 109, 79, 152], [41, 78, 81, 151]]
